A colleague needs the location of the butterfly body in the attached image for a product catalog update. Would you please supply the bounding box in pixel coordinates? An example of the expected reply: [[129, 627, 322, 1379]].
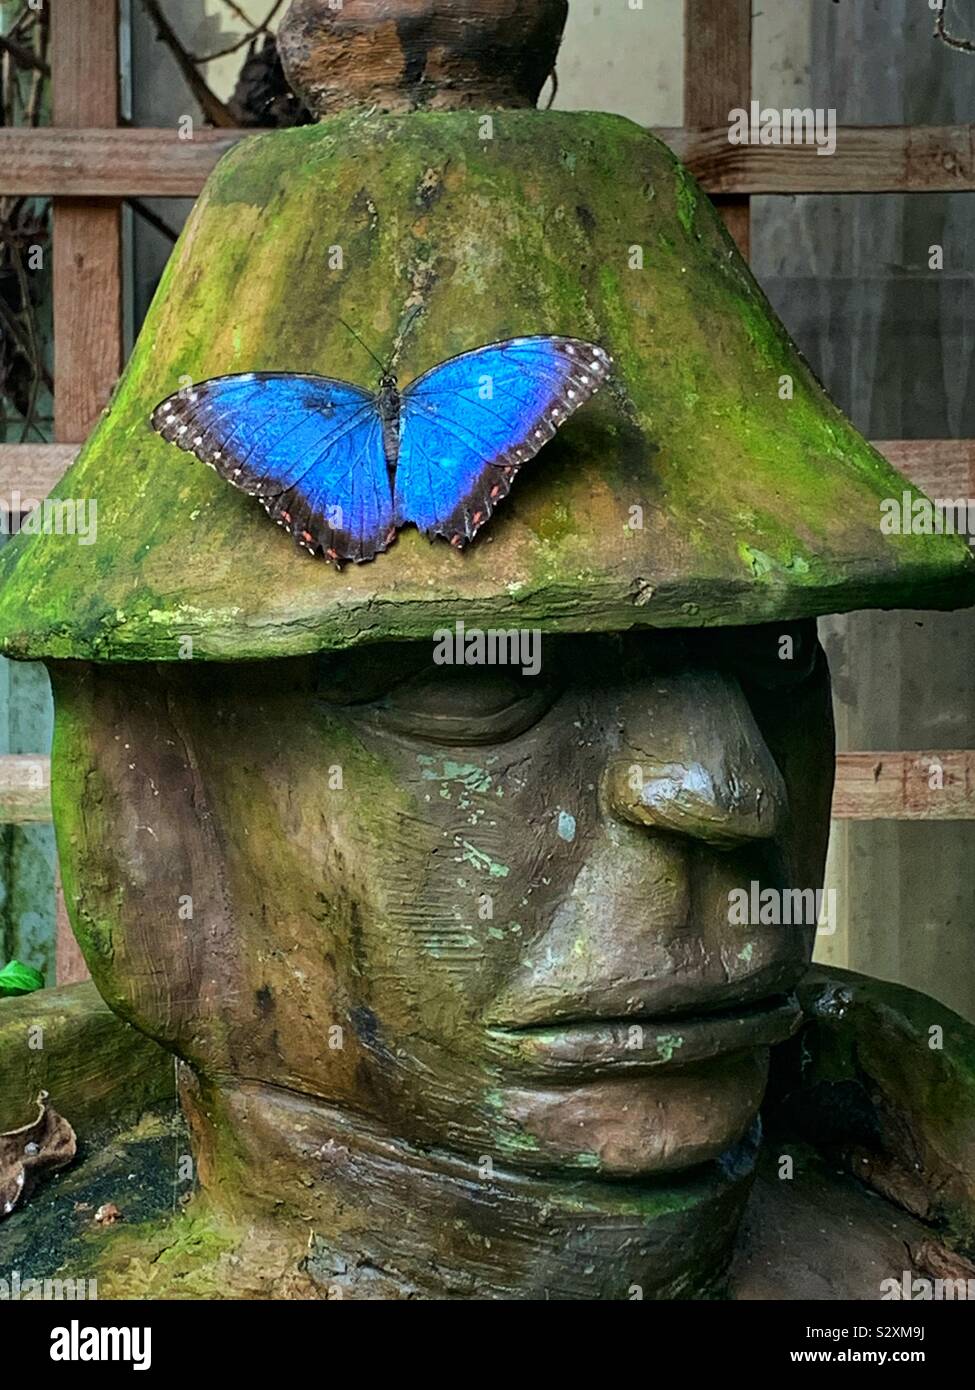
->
[[375, 372, 402, 475], [151, 336, 611, 565]]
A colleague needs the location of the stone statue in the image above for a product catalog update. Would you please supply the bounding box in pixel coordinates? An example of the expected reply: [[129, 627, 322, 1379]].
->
[[1, 0, 973, 1299]]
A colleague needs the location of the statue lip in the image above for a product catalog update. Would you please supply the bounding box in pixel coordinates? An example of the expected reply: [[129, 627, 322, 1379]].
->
[[486, 995, 801, 1077]]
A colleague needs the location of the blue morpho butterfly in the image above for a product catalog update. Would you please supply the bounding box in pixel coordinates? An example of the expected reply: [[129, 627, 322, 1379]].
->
[[151, 332, 612, 566]]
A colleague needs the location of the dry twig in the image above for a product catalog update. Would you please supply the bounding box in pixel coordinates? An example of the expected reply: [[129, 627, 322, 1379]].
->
[[934, 3, 975, 53]]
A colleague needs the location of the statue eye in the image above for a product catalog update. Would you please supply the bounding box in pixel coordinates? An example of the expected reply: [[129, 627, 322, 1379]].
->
[[364, 667, 560, 745]]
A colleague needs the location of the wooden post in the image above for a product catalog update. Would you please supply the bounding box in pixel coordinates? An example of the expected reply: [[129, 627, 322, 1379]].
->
[[683, 0, 751, 257], [50, 0, 122, 983], [51, 0, 123, 444]]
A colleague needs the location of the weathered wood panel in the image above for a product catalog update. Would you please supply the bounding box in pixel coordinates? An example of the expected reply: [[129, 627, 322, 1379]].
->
[[751, 0, 975, 1022]]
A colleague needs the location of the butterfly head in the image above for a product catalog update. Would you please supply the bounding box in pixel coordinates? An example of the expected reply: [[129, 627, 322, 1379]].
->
[[377, 372, 401, 428]]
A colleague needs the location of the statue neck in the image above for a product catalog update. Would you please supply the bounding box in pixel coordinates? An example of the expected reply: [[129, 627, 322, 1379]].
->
[[184, 1074, 756, 1299]]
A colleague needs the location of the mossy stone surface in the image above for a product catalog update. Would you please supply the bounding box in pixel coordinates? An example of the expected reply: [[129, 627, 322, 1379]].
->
[[0, 110, 972, 661], [0, 981, 174, 1133], [770, 965, 975, 1253]]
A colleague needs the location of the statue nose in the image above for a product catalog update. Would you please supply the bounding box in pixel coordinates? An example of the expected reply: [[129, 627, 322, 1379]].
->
[[601, 668, 787, 848]]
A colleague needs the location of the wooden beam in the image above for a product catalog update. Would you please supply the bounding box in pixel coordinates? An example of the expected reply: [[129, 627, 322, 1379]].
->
[[874, 439, 975, 500], [5, 125, 974, 199], [52, 2, 123, 445], [664, 124, 975, 196], [0, 444, 80, 499], [0, 127, 248, 197], [832, 752, 975, 821], [0, 755, 51, 823], [684, 0, 751, 255], [49, 2, 121, 985]]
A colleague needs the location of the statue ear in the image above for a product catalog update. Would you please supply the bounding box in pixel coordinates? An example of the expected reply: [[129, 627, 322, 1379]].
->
[[48, 664, 241, 1069]]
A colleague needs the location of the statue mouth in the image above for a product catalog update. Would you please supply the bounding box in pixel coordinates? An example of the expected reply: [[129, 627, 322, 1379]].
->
[[486, 995, 801, 1079]]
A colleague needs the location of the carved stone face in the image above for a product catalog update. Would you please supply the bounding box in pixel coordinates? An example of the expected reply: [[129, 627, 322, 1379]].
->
[[53, 620, 834, 1182]]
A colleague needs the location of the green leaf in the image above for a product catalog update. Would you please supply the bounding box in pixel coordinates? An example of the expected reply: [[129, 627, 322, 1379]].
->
[[0, 960, 45, 997]]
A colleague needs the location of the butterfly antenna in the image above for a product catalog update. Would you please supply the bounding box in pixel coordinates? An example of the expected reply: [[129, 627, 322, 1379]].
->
[[338, 318, 388, 374]]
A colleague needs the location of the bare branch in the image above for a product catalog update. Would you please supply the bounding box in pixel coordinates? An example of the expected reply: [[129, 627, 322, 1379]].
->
[[140, 0, 238, 127], [0, 31, 50, 76], [934, 4, 975, 53], [219, 0, 262, 25], [188, 0, 287, 65], [126, 198, 179, 244], [25, 8, 50, 128]]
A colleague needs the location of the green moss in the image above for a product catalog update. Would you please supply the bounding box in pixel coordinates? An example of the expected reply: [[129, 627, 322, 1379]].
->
[[495, 1129, 543, 1156], [82, 1204, 245, 1299], [738, 545, 775, 580], [0, 108, 971, 663], [531, 498, 577, 545], [458, 840, 510, 878], [656, 1033, 685, 1062], [417, 755, 494, 794], [673, 163, 701, 240], [133, 1212, 235, 1268]]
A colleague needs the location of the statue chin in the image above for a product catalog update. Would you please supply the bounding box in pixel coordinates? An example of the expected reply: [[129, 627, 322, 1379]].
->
[[494, 1051, 772, 1176], [179, 1068, 767, 1300]]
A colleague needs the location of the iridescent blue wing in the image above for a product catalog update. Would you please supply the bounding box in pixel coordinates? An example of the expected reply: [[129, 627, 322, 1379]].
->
[[396, 337, 611, 547], [150, 373, 395, 563]]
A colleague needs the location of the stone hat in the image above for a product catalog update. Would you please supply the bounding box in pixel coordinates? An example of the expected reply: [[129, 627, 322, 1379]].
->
[[0, 108, 971, 662]]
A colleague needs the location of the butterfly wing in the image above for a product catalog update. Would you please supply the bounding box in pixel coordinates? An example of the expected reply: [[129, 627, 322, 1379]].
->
[[396, 336, 611, 547], [150, 373, 395, 563]]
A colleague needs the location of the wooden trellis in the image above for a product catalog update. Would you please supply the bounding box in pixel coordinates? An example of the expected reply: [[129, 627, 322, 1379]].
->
[[1, 1, 974, 983]]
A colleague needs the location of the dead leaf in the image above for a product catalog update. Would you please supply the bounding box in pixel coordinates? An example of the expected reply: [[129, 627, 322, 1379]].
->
[[0, 1091, 76, 1218], [911, 1238, 975, 1283]]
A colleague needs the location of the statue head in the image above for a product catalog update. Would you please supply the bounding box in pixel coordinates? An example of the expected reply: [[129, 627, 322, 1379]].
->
[[48, 615, 832, 1180], [1, 83, 971, 1295]]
